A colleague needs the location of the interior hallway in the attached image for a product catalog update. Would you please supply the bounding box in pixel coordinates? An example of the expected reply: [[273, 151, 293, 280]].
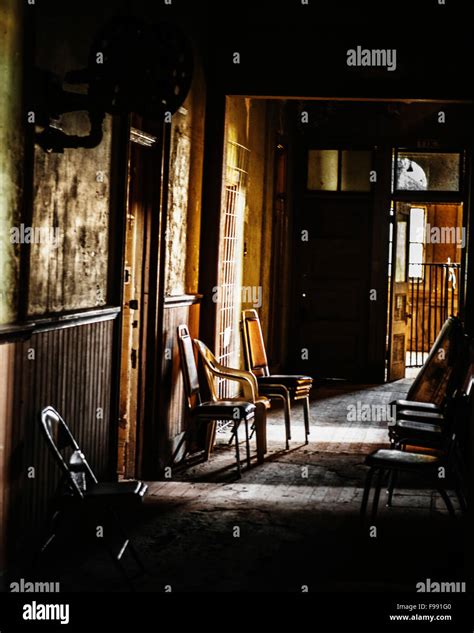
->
[[39, 379, 466, 592]]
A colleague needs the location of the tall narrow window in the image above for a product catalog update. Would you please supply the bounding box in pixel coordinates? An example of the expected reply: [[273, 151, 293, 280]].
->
[[408, 207, 426, 278], [216, 140, 249, 397]]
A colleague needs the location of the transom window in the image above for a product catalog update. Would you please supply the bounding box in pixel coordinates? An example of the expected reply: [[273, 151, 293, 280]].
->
[[307, 149, 373, 192]]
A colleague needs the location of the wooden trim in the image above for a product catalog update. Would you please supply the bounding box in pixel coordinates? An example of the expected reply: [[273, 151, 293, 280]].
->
[[0, 323, 35, 344], [0, 306, 120, 342], [231, 96, 474, 105], [164, 294, 203, 308]]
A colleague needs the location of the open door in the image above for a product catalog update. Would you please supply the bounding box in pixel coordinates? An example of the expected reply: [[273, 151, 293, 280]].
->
[[118, 120, 159, 478], [387, 203, 409, 380]]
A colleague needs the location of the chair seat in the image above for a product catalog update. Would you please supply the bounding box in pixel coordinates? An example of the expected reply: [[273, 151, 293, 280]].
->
[[257, 375, 312, 389], [194, 400, 256, 418], [86, 481, 149, 498], [394, 419, 443, 435], [365, 448, 439, 469], [397, 409, 444, 423]]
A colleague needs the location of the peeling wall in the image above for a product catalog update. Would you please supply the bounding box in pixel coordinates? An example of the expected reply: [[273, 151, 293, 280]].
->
[[27, 8, 113, 315], [165, 59, 206, 297], [0, 0, 23, 324], [28, 114, 112, 314]]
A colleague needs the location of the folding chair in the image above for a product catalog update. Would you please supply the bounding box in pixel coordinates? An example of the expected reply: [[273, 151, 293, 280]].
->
[[39, 406, 148, 587], [175, 325, 257, 476], [241, 309, 313, 448]]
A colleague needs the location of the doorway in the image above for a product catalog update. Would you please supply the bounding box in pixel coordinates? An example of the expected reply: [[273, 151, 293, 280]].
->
[[291, 147, 374, 380], [386, 149, 465, 381], [118, 120, 163, 479]]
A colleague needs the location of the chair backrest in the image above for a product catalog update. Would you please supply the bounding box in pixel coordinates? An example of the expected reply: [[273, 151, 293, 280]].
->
[[441, 361, 473, 454], [193, 339, 220, 401], [193, 338, 259, 402], [241, 309, 270, 377], [177, 324, 202, 407], [40, 406, 97, 499], [407, 316, 465, 405]]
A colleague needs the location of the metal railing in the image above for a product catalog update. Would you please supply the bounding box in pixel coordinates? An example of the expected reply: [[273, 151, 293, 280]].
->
[[407, 262, 460, 368]]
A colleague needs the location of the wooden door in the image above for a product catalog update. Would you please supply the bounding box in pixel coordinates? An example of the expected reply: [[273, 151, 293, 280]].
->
[[118, 122, 158, 478], [387, 203, 409, 381], [292, 195, 372, 379]]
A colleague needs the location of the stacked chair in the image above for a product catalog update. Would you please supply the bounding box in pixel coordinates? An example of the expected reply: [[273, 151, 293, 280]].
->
[[193, 337, 271, 464], [361, 317, 471, 521], [241, 309, 313, 448], [175, 324, 260, 476]]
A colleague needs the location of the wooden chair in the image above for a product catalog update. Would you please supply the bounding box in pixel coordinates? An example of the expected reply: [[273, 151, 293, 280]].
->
[[193, 338, 271, 464], [175, 325, 256, 476], [241, 309, 312, 448], [389, 316, 466, 420]]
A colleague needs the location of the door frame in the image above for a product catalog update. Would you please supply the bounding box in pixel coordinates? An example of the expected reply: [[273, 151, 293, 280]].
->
[[289, 137, 380, 381], [114, 115, 170, 480], [387, 146, 470, 381]]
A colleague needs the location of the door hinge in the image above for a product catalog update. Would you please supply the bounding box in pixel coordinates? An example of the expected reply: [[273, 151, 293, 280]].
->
[[131, 348, 138, 369]]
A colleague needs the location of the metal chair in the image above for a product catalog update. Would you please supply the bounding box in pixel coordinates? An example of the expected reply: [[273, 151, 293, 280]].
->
[[241, 308, 312, 448], [39, 406, 148, 587], [175, 325, 257, 476], [193, 338, 271, 464]]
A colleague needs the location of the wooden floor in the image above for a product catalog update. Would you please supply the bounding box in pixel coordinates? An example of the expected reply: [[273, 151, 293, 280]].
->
[[37, 379, 467, 592]]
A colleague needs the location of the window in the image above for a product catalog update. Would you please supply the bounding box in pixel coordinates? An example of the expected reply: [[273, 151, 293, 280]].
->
[[307, 149, 372, 192], [341, 150, 372, 191], [216, 140, 249, 397], [395, 220, 407, 283], [395, 151, 461, 192], [408, 207, 426, 278], [307, 149, 338, 190]]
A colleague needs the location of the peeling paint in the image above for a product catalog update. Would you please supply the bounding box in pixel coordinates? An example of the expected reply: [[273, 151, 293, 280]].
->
[[28, 114, 112, 315]]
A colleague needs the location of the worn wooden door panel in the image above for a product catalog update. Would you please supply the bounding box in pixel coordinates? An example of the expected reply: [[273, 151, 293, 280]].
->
[[293, 196, 372, 379]]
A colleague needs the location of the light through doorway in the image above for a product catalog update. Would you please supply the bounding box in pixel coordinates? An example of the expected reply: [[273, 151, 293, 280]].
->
[[386, 149, 465, 381]]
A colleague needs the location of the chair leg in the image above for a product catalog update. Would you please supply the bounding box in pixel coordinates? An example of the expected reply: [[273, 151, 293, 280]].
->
[[282, 394, 291, 450], [233, 420, 242, 478], [255, 401, 267, 464], [436, 485, 456, 517], [205, 420, 217, 460], [303, 395, 310, 445], [386, 470, 397, 507], [360, 468, 374, 519], [244, 416, 251, 468], [371, 468, 385, 522]]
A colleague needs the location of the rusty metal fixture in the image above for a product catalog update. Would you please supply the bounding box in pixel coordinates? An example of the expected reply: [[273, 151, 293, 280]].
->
[[35, 17, 194, 153]]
